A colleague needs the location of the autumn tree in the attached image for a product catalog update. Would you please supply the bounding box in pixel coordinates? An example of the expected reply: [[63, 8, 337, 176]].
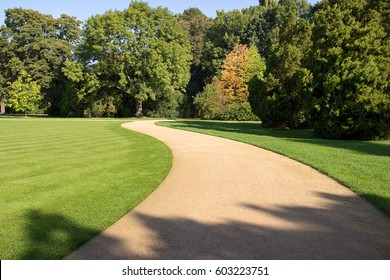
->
[[219, 44, 265, 103], [195, 44, 263, 121]]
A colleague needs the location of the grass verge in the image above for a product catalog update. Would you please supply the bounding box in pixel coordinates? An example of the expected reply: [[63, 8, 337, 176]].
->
[[0, 118, 172, 259], [158, 120, 390, 218]]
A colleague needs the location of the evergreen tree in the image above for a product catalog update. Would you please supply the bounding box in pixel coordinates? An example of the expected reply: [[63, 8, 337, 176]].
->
[[249, 2, 312, 128], [306, 0, 390, 139], [177, 8, 213, 116]]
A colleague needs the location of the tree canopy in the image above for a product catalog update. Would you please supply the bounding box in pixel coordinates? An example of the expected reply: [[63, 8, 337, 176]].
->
[[0, 8, 81, 115], [71, 2, 192, 117], [1, 0, 389, 139]]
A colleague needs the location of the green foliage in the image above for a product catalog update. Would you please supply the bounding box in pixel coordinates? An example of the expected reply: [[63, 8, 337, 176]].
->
[[177, 8, 213, 117], [7, 70, 42, 114], [217, 102, 259, 121], [259, 0, 278, 9], [194, 81, 227, 120], [249, 8, 312, 128], [202, 9, 251, 79], [1, 1, 389, 141], [83, 98, 118, 118], [177, 8, 213, 67], [306, 0, 390, 139], [146, 90, 184, 119], [194, 81, 258, 121], [77, 2, 192, 117], [0, 8, 81, 115]]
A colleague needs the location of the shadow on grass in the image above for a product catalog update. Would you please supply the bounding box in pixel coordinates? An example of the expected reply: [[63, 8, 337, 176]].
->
[[22, 210, 101, 260], [71, 192, 390, 260], [166, 121, 390, 157]]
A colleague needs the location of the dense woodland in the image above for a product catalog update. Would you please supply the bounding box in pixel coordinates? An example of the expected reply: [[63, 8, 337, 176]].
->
[[0, 0, 389, 139]]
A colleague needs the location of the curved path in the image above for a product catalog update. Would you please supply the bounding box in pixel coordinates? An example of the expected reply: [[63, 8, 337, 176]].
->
[[66, 121, 390, 259]]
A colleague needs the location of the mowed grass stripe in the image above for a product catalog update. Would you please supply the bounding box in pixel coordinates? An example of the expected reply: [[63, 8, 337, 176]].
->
[[0, 119, 172, 259]]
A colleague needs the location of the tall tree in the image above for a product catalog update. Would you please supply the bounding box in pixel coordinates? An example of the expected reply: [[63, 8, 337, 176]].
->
[[177, 8, 213, 116], [259, 0, 278, 9], [0, 8, 81, 115], [249, 3, 313, 128], [306, 0, 390, 139], [202, 9, 251, 80], [76, 2, 192, 117]]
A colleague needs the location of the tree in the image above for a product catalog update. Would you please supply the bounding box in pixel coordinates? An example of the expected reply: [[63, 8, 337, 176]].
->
[[259, 0, 278, 9], [202, 9, 251, 80], [218, 44, 265, 103], [78, 2, 192, 117], [306, 0, 390, 139], [194, 44, 263, 121], [249, 9, 312, 128], [177, 8, 213, 67], [0, 8, 81, 115], [177, 8, 213, 116], [7, 70, 41, 115]]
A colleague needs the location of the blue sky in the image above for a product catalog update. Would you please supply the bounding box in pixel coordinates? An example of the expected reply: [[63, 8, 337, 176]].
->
[[0, 0, 320, 24]]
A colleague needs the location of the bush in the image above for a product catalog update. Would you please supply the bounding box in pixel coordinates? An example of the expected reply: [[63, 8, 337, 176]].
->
[[145, 90, 184, 119], [84, 99, 117, 118], [194, 82, 227, 120], [218, 102, 259, 121], [194, 82, 259, 121]]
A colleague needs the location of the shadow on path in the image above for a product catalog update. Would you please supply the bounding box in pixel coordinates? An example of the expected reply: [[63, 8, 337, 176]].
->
[[77, 191, 390, 260]]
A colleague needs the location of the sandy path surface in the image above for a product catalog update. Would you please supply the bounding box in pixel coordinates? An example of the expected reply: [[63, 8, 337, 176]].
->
[[66, 120, 390, 259]]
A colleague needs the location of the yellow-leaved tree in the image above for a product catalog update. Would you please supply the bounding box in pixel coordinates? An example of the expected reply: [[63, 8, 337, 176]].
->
[[218, 44, 265, 103], [194, 44, 265, 120]]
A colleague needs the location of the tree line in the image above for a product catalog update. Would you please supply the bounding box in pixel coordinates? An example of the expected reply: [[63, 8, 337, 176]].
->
[[0, 0, 389, 139]]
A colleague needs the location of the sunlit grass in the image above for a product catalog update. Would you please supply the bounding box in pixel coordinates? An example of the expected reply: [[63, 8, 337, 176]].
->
[[0, 118, 172, 259]]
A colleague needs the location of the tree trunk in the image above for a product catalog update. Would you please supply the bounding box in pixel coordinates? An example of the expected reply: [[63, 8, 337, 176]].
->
[[135, 99, 143, 118]]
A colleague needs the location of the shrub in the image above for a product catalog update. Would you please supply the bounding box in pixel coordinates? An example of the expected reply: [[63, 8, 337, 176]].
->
[[146, 90, 184, 119], [194, 81, 227, 120], [218, 102, 259, 121]]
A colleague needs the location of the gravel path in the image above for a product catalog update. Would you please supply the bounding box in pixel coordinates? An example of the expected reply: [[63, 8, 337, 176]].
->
[[65, 121, 390, 259]]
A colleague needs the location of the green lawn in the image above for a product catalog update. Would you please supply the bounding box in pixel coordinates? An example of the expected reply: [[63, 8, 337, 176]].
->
[[158, 120, 390, 218], [0, 118, 172, 259]]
